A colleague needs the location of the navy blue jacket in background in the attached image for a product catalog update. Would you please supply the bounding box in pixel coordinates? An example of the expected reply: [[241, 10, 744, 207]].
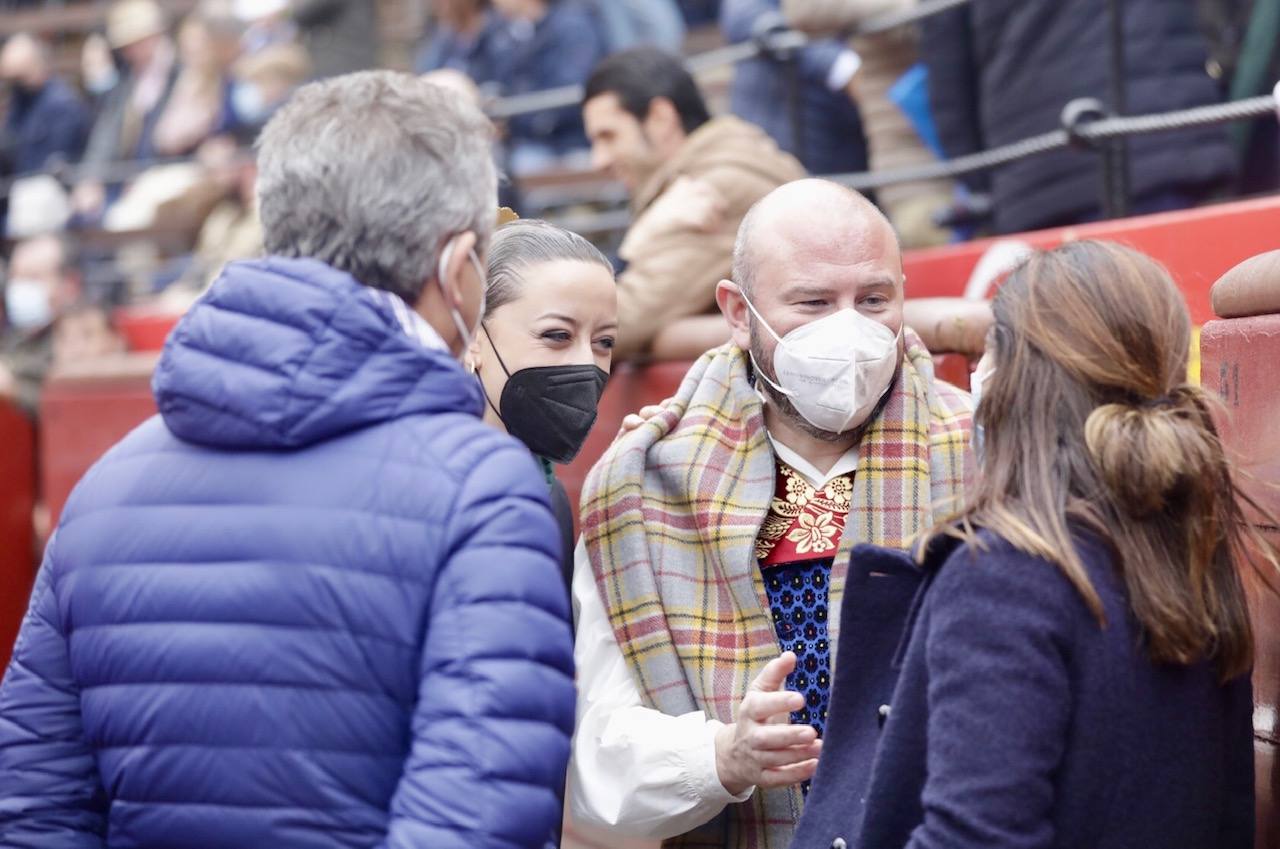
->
[[2, 76, 89, 175], [0, 258, 576, 848], [413, 9, 507, 84], [499, 0, 605, 157], [720, 0, 867, 176], [796, 530, 1255, 849], [922, 0, 1237, 233]]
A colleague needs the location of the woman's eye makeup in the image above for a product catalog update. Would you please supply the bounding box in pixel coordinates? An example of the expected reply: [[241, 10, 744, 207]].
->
[[539, 329, 573, 343], [595, 337, 616, 350]]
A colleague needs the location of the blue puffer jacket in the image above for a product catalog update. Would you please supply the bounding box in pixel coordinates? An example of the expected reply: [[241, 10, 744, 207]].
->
[[0, 258, 576, 848]]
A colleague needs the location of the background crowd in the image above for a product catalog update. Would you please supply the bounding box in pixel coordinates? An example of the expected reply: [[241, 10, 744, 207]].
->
[[0, 0, 1277, 421]]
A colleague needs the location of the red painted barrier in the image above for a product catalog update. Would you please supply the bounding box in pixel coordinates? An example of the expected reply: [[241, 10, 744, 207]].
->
[[1201, 315, 1280, 849], [39, 354, 159, 528], [114, 305, 182, 353], [0, 401, 35, 669], [904, 196, 1280, 326], [560, 361, 690, 524]]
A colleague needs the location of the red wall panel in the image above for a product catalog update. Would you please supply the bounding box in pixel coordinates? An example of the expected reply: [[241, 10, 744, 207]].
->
[[0, 402, 35, 668]]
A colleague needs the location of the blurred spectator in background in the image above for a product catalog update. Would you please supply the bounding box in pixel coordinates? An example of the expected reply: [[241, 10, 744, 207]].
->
[[492, 0, 606, 174], [229, 42, 311, 134], [151, 12, 243, 157], [165, 142, 262, 298], [414, 0, 505, 86], [582, 47, 803, 359], [146, 38, 309, 294], [1197, 0, 1280, 194], [921, 0, 1237, 234], [679, 0, 722, 26], [80, 32, 123, 103], [590, 0, 686, 52], [722, 0, 868, 176], [51, 303, 124, 372], [73, 0, 179, 221], [235, 0, 297, 55], [783, 0, 953, 248], [0, 34, 89, 176], [291, 0, 379, 79], [0, 235, 81, 415]]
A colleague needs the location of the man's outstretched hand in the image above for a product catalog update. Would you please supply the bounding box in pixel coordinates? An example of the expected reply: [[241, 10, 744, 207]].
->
[[714, 652, 822, 796]]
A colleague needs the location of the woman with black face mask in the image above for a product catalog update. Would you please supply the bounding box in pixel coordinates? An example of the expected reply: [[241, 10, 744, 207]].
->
[[467, 219, 617, 591]]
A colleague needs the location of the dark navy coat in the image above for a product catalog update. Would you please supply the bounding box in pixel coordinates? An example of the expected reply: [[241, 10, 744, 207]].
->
[[0, 257, 576, 848], [922, 0, 1237, 233], [721, 0, 869, 176], [796, 530, 1255, 849], [498, 0, 606, 157], [2, 77, 89, 175]]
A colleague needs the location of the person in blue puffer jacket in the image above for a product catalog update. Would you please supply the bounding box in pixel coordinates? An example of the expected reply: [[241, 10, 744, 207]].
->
[[0, 70, 576, 849]]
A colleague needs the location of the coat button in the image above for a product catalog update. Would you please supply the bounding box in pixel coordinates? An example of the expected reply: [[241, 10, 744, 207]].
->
[[877, 704, 891, 728], [831, 839, 848, 849]]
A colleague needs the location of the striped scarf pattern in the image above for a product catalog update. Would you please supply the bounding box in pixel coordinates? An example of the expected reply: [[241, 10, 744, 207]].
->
[[580, 334, 972, 849]]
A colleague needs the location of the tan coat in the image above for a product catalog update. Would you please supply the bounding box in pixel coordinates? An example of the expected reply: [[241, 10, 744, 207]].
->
[[782, 0, 953, 247], [614, 115, 805, 360]]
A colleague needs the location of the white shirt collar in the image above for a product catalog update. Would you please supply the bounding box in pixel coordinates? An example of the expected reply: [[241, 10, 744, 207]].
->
[[765, 431, 859, 491], [367, 288, 449, 353]]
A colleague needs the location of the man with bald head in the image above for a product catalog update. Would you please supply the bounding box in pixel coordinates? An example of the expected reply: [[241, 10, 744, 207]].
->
[[569, 178, 973, 847], [0, 33, 89, 175]]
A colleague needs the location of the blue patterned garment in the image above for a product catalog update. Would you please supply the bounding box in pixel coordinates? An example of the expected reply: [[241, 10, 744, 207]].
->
[[761, 558, 833, 739]]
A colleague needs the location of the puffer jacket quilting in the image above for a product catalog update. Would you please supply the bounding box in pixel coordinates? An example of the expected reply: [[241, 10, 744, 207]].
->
[[0, 257, 576, 849]]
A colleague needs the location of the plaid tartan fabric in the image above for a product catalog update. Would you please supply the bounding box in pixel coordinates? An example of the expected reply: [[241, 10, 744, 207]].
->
[[580, 333, 972, 849]]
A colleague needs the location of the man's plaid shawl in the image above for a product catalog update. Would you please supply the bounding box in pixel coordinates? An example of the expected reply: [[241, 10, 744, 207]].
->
[[580, 334, 973, 849]]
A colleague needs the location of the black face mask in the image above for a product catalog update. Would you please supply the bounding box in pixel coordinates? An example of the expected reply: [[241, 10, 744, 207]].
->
[[480, 325, 608, 465]]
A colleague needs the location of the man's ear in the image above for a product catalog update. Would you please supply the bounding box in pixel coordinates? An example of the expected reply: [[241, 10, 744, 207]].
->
[[716, 279, 752, 351], [644, 97, 682, 141], [464, 330, 484, 374]]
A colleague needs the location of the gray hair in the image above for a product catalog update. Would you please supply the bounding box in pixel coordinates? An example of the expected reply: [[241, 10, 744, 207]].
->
[[255, 70, 497, 304], [483, 219, 614, 317]]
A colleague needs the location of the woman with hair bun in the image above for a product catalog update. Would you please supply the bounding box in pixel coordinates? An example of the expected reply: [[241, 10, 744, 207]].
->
[[466, 219, 617, 591], [805, 240, 1276, 849]]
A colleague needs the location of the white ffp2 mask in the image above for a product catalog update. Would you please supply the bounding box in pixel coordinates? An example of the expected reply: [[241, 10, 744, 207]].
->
[[742, 293, 901, 434], [4, 278, 53, 329]]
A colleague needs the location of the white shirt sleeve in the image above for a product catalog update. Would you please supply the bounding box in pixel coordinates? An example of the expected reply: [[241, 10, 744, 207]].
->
[[567, 541, 755, 840]]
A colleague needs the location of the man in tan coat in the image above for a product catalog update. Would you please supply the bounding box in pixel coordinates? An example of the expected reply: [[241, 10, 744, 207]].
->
[[783, 0, 954, 248], [582, 48, 805, 360]]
